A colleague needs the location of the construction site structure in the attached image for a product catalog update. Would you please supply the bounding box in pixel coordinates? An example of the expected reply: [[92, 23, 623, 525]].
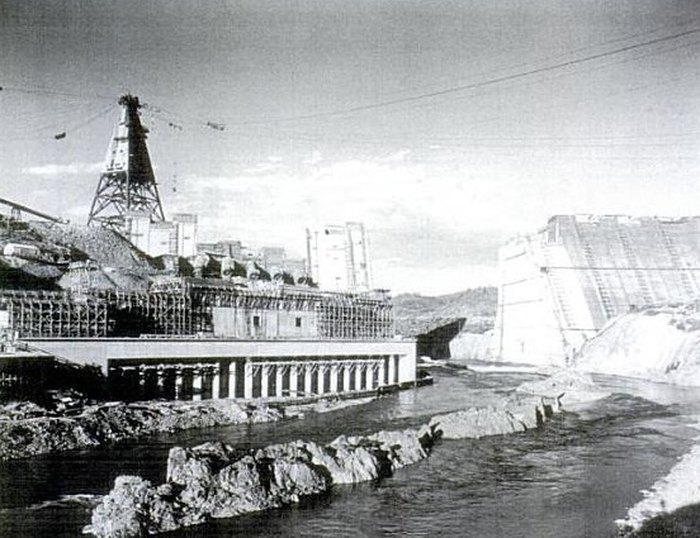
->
[[2, 94, 417, 403], [1, 278, 394, 340], [127, 211, 198, 258], [4, 279, 413, 402], [2, 278, 414, 402], [87, 94, 165, 233], [493, 215, 700, 366], [307, 222, 372, 292]]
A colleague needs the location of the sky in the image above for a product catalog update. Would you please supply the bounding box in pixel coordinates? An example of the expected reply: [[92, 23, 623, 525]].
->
[[1, 0, 699, 295]]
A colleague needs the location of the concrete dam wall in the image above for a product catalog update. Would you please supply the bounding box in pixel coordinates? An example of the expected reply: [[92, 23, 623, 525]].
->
[[493, 215, 700, 365]]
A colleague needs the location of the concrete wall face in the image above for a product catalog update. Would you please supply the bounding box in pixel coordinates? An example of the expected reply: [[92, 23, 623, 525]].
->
[[25, 338, 417, 401], [493, 238, 569, 366], [173, 215, 197, 258], [308, 223, 372, 292], [212, 307, 318, 339], [495, 215, 700, 366], [149, 224, 174, 256]]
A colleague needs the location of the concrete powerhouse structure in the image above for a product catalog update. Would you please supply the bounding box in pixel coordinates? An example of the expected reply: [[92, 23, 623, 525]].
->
[[494, 215, 700, 365], [4, 277, 415, 401]]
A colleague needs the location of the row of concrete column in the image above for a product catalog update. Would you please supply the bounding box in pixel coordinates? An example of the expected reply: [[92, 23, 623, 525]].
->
[[240, 358, 395, 399], [111, 364, 220, 401], [110, 355, 401, 402]]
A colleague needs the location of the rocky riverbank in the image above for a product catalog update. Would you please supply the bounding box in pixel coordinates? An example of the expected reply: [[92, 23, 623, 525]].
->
[[0, 393, 388, 461], [616, 420, 700, 536], [0, 399, 284, 461], [87, 371, 600, 537]]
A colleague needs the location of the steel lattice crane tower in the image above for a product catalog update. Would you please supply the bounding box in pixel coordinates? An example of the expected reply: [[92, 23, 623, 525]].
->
[[87, 94, 165, 231]]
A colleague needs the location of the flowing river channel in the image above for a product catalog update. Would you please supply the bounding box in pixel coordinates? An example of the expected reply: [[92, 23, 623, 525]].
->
[[2, 367, 700, 537]]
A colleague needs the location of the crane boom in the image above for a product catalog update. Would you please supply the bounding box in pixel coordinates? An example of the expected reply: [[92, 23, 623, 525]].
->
[[0, 197, 67, 224]]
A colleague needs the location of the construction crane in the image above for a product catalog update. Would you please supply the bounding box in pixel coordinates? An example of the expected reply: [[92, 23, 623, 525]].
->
[[87, 94, 165, 232]]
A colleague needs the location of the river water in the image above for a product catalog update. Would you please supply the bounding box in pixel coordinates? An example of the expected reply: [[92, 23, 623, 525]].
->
[[2, 367, 700, 537]]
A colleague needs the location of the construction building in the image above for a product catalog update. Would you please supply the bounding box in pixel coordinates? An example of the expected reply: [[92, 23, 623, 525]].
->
[[3, 278, 412, 401], [127, 211, 198, 258], [493, 214, 700, 366], [307, 222, 372, 292], [197, 240, 243, 258]]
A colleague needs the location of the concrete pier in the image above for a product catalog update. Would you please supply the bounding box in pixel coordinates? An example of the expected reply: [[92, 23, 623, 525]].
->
[[290, 366, 299, 398], [244, 361, 253, 400], [227, 363, 236, 399], [43, 339, 416, 402], [192, 370, 202, 401], [343, 365, 351, 393], [304, 366, 313, 397]]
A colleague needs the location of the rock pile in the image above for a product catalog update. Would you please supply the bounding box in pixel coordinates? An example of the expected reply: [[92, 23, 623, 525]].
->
[[575, 307, 700, 386]]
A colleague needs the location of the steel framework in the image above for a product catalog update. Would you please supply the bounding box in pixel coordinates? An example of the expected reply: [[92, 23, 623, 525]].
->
[[1, 278, 394, 340], [1, 290, 108, 337], [87, 94, 165, 232]]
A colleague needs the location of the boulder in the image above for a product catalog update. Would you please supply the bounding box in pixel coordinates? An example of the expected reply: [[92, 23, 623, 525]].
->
[[516, 369, 607, 406], [89, 476, 179, 538], [429, 407, 524, 439], [366, 428, 432, 470]]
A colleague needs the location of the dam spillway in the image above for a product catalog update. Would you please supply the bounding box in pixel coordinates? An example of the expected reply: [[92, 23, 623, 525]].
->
[[494, 214, 700, 365]]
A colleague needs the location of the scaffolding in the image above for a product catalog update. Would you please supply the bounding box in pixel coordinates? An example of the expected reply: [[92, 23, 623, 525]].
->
[[98, 288, 192, 335], [1, 290, 108, 337], [151, 277, 395, 340], [315, 301, 393, 339], [1, 277, 395, 340]]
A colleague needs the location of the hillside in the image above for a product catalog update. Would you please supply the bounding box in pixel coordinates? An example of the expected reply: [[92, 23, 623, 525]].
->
[[393, 287, 497, 336]]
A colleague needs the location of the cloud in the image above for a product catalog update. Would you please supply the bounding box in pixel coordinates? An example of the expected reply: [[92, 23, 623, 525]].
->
[[22, 161, 102, 176], [244, 162, 283, 174]]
